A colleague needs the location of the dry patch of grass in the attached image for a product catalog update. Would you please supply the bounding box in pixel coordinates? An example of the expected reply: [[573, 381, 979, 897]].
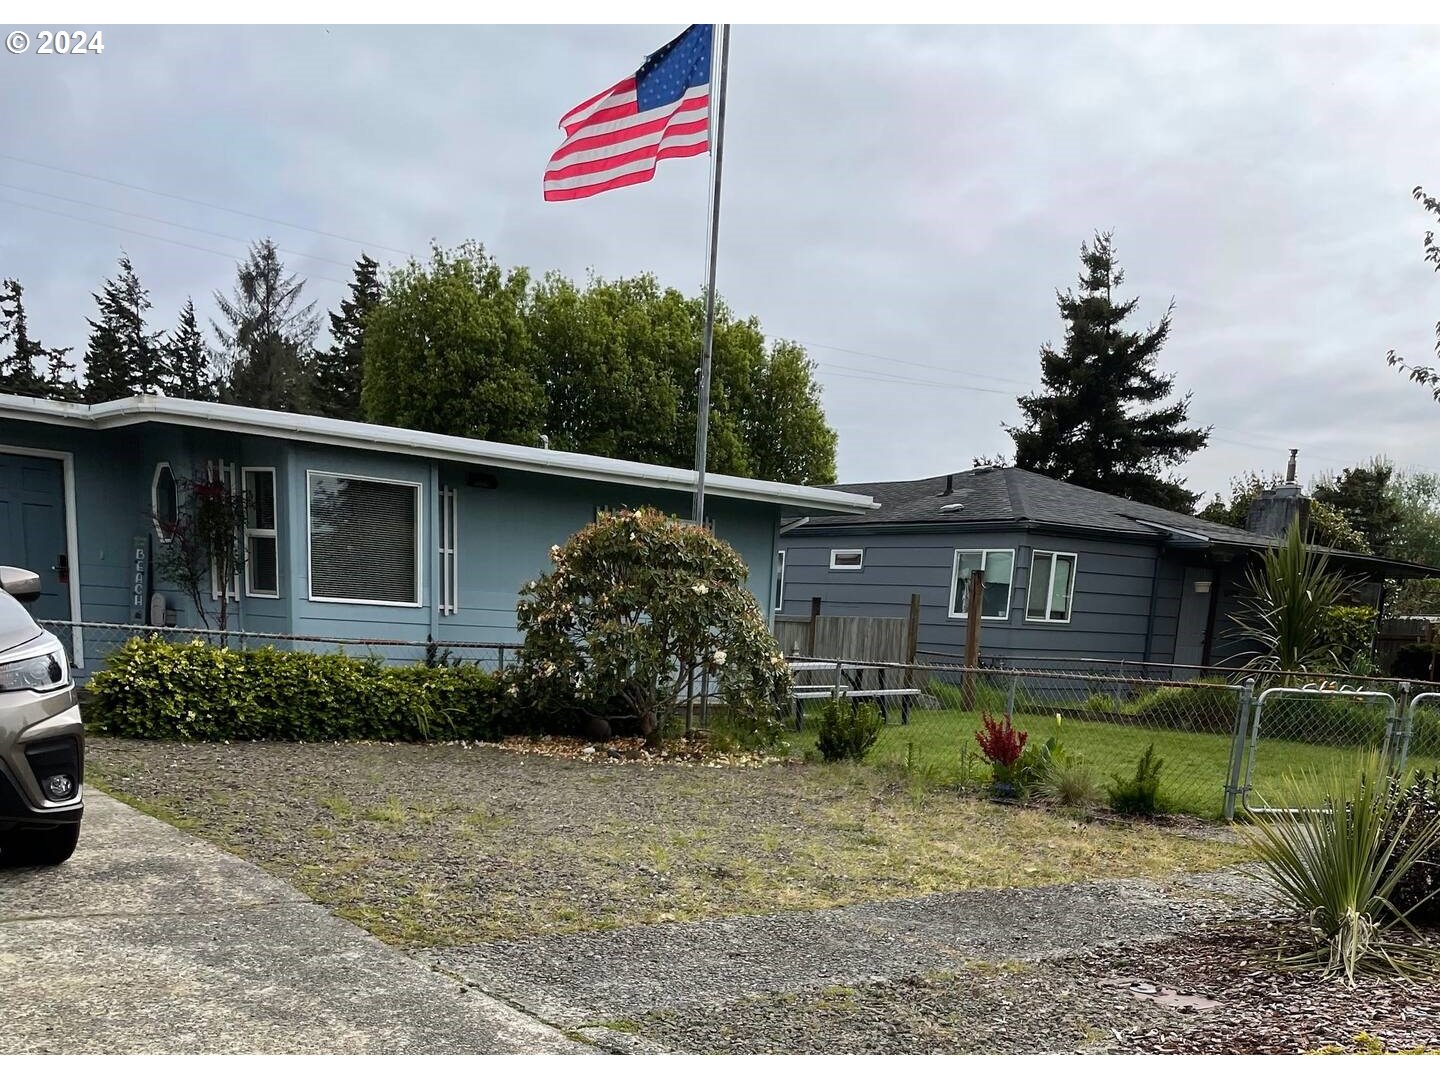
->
[[87, 739, 1242, 946]]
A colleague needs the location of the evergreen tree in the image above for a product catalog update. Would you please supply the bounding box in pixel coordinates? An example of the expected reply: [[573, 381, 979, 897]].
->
[[213, 238, 320, 412], [83, 253, 165, 403], [0, 278, 79, 400], [1312, 458, 1405, 560], [314, 253, 380, 421], [1005, 231, 1209, 512], [163, 298, 216, 401]]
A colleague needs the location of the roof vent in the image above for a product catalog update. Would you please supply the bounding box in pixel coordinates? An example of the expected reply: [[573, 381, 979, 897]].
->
[[940, 503, 965, 513]]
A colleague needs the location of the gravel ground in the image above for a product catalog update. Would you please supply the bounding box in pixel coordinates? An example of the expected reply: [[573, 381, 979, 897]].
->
[[622, 919, 1440, 1055], [423, 871, 1262, 1028], [86, 737, 1241, 945]]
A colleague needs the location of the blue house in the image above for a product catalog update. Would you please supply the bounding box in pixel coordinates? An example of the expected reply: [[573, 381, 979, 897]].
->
[[0, 394, 872, 674]]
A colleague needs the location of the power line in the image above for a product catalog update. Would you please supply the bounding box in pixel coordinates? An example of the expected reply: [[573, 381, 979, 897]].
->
[[0, 196, 351, 287], [784, 335, 1034, 386], [0, 151, 412, 257], [813, 360, 1014, 395], [0, 180, 357, 271]]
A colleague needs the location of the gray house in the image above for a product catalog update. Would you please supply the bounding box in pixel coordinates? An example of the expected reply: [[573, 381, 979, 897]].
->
[[775, 465, 1440, 669]]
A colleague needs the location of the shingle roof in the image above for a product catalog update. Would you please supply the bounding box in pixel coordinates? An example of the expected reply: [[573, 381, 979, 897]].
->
[[794, 466, 1440, 577]]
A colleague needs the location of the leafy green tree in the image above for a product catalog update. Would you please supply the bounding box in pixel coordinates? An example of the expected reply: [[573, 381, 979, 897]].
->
[[1006, 231, 1210, 512], [0, 278, 79, 400], [1386, 185, 1440, 403], [213, 239, 320, 412], [162, 299, 216, 401], [315, 253, 380, 421], [362, 243, 544, 443], [526, 270, 836, 484], [1312, 459, 1405, 560], [1387, 469, 1440, 615], [82, 254, 165, 403]]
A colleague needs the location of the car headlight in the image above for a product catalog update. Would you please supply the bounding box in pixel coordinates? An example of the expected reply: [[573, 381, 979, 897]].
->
[[0, 650, 68, 692]]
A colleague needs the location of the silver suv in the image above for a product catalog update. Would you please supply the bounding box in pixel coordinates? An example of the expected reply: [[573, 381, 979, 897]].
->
[[0, 565, 83, 867]]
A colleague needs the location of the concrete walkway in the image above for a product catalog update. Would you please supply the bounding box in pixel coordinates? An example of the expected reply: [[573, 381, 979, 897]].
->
[[0, 791, 584, 1054]]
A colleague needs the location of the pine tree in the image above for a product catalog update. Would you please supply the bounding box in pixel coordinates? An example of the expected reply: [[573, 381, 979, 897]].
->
[[1006, 231, 1209, 512], [163, 298, 216, 401], [212, 238, 320, 412], [315, 253, 380, 421], [0, 278, 79, 400], [82, 253, 165, 403]]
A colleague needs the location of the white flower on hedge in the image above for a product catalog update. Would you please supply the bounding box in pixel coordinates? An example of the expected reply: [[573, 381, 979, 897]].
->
[[506, 683, 520, 697], [712, 649, 727, 666], [693, 583, 709, 595], [550, 545, 561, 558]]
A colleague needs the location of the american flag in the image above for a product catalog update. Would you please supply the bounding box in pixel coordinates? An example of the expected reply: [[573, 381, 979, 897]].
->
[[544, 25, 714, 203]]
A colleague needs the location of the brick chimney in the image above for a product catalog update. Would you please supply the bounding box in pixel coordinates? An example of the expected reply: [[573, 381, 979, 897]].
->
[[1245, 449, 1311, 538]]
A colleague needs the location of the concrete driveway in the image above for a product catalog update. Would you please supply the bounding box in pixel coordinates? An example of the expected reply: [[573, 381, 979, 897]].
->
[[0, 790, 585, 1054]]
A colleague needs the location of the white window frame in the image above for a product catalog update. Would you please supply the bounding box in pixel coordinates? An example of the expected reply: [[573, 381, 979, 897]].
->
[[242, 467, 279, 599], [948, 548, 1015, 621], [773, 549, 786, 614], [439, 484, 458, 616], [829, 548, 864, 571], [208, 459, 240, 602], [151, 461, 177, 544], [306, 469, 424, 608], [1025, 550, 1078, 625]]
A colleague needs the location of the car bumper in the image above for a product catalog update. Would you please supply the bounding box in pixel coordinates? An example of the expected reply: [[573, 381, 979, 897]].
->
[[0, 690, 84, 827]]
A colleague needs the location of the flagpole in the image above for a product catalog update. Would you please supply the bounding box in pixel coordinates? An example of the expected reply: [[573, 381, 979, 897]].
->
[[691, 23, 730, 527]]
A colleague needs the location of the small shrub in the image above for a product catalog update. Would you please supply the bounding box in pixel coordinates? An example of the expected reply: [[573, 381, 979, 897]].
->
[[1081, 692, 1116, 715], [87, 637, 505, 742], [1036, 757, 1104, 807], [975, 713, 1028, 796], [1107, 743, 1165, 815], [815, 700, 885, 763], [1381, 769, 1440, 926], [1243, 756, 1440, 983]]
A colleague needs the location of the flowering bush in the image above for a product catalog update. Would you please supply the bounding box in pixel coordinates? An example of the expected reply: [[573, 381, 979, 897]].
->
[[513, 508, 792, 746]]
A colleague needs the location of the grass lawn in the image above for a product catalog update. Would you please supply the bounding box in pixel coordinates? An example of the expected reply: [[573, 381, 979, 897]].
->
[[790, 705, 1440, 819], [86, 737, 1243, 947]]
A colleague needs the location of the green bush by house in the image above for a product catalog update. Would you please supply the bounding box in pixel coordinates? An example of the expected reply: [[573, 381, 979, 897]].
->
[[87, 637, 506, 742]]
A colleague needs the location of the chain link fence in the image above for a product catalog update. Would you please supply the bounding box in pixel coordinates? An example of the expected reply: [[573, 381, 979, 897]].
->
[[40, 620, 520, 675], [788, 654, 1440, 820]]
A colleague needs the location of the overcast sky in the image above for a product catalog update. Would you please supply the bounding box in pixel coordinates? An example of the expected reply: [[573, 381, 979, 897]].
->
[[3, 24, 1438, 502]]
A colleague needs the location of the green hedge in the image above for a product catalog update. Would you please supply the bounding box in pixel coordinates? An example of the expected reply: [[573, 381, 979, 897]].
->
[[87, 637, 506, 742]]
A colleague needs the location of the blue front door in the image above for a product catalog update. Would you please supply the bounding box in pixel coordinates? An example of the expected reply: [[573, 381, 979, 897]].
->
[[0, 453, 72, 622]]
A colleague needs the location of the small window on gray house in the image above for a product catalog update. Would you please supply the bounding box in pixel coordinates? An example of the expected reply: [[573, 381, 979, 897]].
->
[[950, 549, 1014, 619], [829, 549, 863, 570], [1026, 551, 1077, 623], [152, 463, 178, 541]]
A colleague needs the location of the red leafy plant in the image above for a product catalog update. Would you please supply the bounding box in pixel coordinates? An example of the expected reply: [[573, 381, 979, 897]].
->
[[975, 712, 1028, 768]]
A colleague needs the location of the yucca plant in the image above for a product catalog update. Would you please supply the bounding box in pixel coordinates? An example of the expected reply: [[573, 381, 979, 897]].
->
[[1228, 520, 1357, 674], [1242, 755, 1440, 984]]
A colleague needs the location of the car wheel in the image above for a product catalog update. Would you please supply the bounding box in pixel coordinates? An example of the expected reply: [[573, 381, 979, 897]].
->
[[0, 822, 81, 867]]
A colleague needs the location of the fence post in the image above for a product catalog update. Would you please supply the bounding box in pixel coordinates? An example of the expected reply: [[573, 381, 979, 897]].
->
[[961, 570, 984, 710], [1223, 678, 1255, 822], [1005, 675, 1016, 719], [808, 597, 821, 656], [905, 592, 921, 689]]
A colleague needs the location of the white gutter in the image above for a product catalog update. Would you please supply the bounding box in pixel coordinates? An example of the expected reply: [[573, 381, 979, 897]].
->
[[0, 394, 876, 516]]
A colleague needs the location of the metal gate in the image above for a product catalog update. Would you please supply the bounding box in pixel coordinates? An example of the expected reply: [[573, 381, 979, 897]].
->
[[1236, 685, 1398, 815]]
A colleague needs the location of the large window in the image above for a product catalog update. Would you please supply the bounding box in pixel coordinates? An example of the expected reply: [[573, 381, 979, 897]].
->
[[308, 471, 421, 606], [949, 549, 1015, 620], [243, 468, 279, 598], [1027, 551, 1077, 623], [773, 550, 786, 614]]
